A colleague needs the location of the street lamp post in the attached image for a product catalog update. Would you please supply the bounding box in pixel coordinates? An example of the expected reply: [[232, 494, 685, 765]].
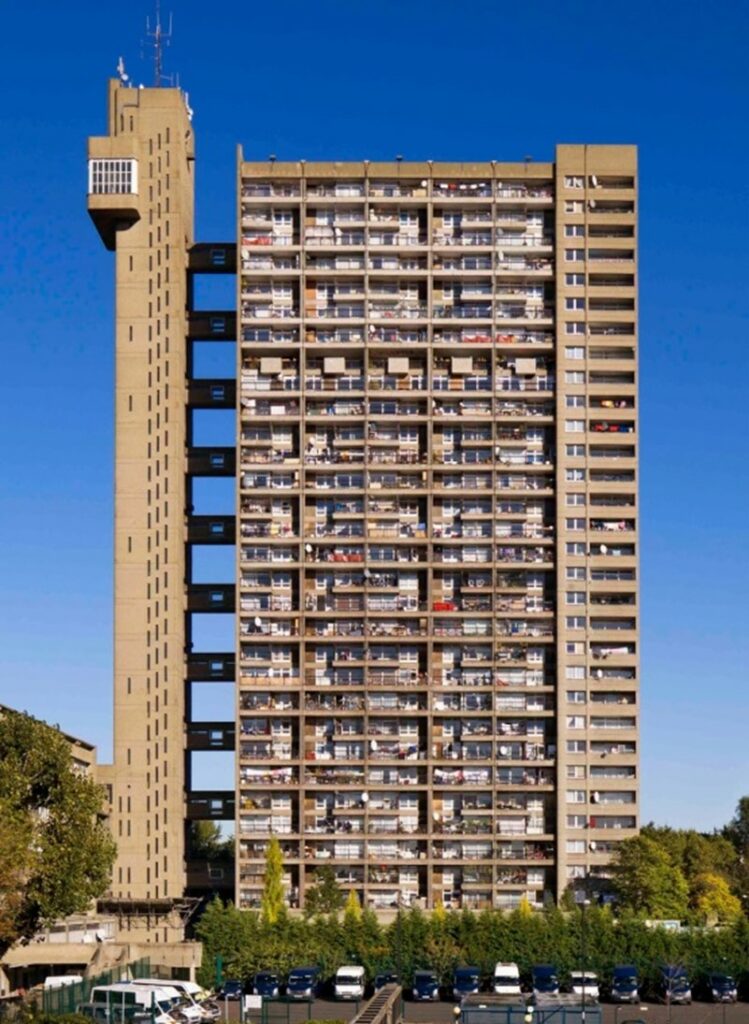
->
[[580, 898, 591, 1023]]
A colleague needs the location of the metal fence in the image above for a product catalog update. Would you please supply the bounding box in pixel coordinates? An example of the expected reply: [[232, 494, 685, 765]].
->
[[40, 958, 152, 1015], [460, 1007, 602, 1024]]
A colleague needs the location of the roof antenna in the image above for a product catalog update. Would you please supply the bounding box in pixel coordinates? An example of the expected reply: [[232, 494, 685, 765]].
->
[[146, 1, 173, 87], [116, 56, 131, 86]]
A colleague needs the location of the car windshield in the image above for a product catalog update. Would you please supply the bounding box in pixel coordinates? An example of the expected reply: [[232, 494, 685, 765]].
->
[[290, 974, 314, 985], [338, 974, 361, 984], [712, 975, 734, 986], [417, 974, 437, 984], [259, 975, 278, 984]]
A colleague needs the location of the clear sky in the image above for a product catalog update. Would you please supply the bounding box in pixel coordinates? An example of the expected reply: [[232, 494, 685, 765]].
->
[[0, 0, 747, 832]]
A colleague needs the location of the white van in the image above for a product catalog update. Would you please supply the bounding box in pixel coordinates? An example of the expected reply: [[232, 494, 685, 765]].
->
[[131, 980, 208, 1021], [334, 966, 366, 1000], [45, 975, 83, 990], [87, 983, 179, 1024], [493, 963, 521, 997], [570, 972, 600, 1002]]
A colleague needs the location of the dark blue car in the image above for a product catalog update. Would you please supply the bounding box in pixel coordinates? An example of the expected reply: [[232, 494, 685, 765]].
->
[[287, 966, 320, 1001], [412, 970, 440, 1001], [532, 965, 560, 999], [253, 971, 281, 998], [453, 967, 481, 1000], [610, 965, 639, 1004]]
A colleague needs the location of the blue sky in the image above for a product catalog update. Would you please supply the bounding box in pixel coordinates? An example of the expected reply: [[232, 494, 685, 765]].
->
[[0, 0, 747, 831]]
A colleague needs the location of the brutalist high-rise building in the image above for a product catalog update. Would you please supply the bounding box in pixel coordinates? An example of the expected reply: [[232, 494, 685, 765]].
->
[[89, 77, 638, 935]]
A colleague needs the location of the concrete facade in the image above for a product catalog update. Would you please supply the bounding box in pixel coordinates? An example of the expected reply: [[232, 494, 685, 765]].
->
[[88, 78, 638, 926]]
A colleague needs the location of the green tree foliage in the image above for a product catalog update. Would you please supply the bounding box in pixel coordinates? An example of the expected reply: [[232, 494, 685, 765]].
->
[[195, 900, 749, 996], [690, 872, 742, 924], [612, 834, 690, 918], [303, 866, 345, 918], [260, 837, 285, 926], [724, 796, 749, 852], [189, 821, 234, 862], [0, 710, 116, 956]]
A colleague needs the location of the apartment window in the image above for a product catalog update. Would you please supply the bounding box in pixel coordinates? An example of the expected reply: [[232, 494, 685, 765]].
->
[[566, 543, 585, 555], [566, 591, 586, 605], [565, 518, 585, 531], [567, 814, 587, 827], [566, 397, 586, 410], [567, 692, 587, 704], [566, 641, 584, 654], [567, 765, 587, 779], [567, 741, 587, 754], [567, 865, 586, 879], [566, 789, 586, 803], [565, 225, 585, 237], [566, 665, 586, 678], [566, 273, 585, 286], [566, 468, 585, 481], [88, 158, 138, 195], [565, 370, 585, 383], [565, 346, 585, 359], [565, 322, 586, 335], [565, 176, 584, 188], [566, 444, 585, 457], [566, 616, 586, 629], [565, 249, 585, 262], [566, 494, 585, 506], [565, 201, 584, 213], [566, 298, 586, 312], [566, 839, 586, 853], [565, 421, 585, 433]]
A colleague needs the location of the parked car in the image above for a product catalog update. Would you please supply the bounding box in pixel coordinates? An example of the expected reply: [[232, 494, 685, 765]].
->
[[374, 973, 399, 991], [218, 980, 244, 1002], [708, 973, 737, 1003], [492, 963, 521, 998], [569, 972, 599, 1002], [659, 966, 691, 1005], [609, 965, 640, 1004], [252, 972, 281, 999], [412, 970, 440, 1001], [532, 965, 560, 999], [453, 967, 481, 1000], [286, 966, 320, 1001], [334, 966, 366, 1001]]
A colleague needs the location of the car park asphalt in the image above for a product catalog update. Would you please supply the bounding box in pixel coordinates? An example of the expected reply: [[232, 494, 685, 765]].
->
[[221, 996, 749, 1024]]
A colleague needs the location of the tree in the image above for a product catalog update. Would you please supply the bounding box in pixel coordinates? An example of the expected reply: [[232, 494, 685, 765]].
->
[[260, 836, 285, 925], [690, 872, 742, 924], [612, 834, 689, 919], [724, 797, 749, 852], [0, 710, 116, 956], [190, 821, 234, 861], [303, 865, 345, 917], [344, 888, 363, 923]]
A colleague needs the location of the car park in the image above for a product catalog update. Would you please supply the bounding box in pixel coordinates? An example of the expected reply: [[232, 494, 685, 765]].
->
[[412, 970, 440, 1001], [286, 966, 321, 1001], [252, 972, 281, 999], [452, 967, 480, 1000], [609, 965, 640, 1004]]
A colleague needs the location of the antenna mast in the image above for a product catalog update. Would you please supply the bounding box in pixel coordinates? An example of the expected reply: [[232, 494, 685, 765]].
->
[[146, 1, 172, 87]]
